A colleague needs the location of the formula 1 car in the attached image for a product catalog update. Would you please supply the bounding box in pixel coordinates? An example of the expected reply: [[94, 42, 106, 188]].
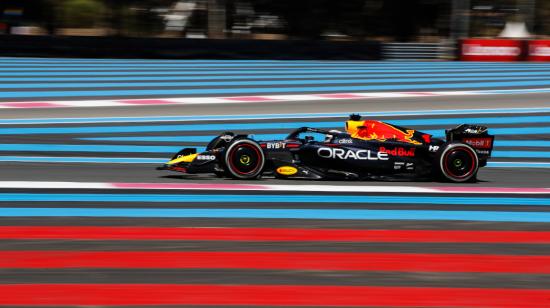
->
[[157, 114, 494, 182]]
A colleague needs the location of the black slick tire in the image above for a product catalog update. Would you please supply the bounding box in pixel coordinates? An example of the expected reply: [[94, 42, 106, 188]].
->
[[224, 139, 265, 179], [437, 143, 479, 183]]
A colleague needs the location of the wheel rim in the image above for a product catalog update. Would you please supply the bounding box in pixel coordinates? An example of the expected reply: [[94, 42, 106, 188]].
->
[[228, 143, 262, 175], [443, 147, 476, 179]]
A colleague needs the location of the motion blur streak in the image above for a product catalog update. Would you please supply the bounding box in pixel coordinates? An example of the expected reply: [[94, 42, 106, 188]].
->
[[2, 226, 549, 243], [2, 251, 550, 273], [0, 284, 548, 307]]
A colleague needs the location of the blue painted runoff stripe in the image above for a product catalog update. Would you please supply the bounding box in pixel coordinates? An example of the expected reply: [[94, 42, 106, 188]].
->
[[5, 67, 548, 78], [5, 72, 550, 83], [2, 119, 550, 135], [491, 151, 550, 158], [0, 122, 341, 135], [3, 125, 549, 137], [0, 156, 163, 163], [1, 207, 550, 222], [424, 126, 550, 137], [5, 72, 550, 82], [0, 63, 438, 67], [484, 88, 550, 95], [0, 144, 182, 153], [5, 76, 550, 90], [488, 162, 550, 168], [4, 61, 550, 66], [6, 65, 550, 71], [2, 107, 549, 125], [81, 134, 297, 143], [12, 63, 548, 68], [392, 115, 550, 126], [4, 57, 550, 65], [80, 136, 550, 148], [3, 67, 550, 77], [0, 193, 549, 205], [496, 140, 550, 147], [1, 63, 500, 67]]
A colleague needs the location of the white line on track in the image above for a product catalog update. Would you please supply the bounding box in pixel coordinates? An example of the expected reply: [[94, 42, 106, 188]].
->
[[0, 88, 547, 109], [1, 181, 549, 194], [1, 107, 549, 125]]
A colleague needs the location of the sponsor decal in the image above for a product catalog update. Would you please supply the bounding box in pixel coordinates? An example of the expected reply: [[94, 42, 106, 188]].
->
[[337, 139, 353, 144], [460, 39, 523, 61], [429, 145, 440, 152], [196, 155, 216, 161], [464, 127, 485, 134], [394, 162, 415, 171], [220, 135, 234, 142], [265, 142, 286, 149], [462, 44, 521, 56], [379, 147, 415, 157], [462, 137, 493, 149], [317, 147, 389, 161], [475, 149, 490, 155], [530, 45, 550, 57], [276, 166, 298, 176], [528, 40, 550, 61], [352, 120, 421, 145]]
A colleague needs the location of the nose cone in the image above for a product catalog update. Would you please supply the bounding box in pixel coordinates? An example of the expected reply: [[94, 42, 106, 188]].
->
[[156, 164, 169, 170]]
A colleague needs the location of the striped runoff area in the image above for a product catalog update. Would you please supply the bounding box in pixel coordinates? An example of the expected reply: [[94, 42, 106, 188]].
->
[[1, 58, 550, 307], [1, 107, 549, 168], [2, 58, 550, 105], [1, 183, 550, 307]]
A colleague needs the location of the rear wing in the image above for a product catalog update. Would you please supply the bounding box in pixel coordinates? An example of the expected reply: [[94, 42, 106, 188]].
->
[[446, 124, 494, 157]]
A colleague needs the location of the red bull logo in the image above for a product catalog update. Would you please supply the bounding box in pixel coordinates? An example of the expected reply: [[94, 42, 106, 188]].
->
[[347, 120, 421, 145], [379, 147, 416, 157]]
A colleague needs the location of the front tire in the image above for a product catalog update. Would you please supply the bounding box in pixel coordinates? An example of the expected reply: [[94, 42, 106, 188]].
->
[[224, 139, 265, 179], [437, 143, 479, 183]]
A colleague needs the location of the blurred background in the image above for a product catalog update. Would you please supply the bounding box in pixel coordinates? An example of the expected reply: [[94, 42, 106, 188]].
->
[[0, 1, 549, 60], [0, 0, 545, 41]]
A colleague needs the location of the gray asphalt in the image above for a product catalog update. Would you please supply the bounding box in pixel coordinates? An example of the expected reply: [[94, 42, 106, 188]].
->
[[1, 162, 548, 187]]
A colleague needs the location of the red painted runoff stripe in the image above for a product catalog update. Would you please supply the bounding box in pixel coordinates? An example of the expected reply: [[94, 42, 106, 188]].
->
[[2, 251, 550, 273], [2, 226, 550, 243], [0, 284, 549, 306]]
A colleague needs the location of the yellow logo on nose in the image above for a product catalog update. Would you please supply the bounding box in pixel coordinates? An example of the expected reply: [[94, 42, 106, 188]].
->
[[240, 155, 251, 165], [276, 166, 298, 176]]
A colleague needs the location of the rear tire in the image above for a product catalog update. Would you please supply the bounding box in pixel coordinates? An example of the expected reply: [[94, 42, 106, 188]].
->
[[224, 139, 265, 179], [437, 143, 479, 183]]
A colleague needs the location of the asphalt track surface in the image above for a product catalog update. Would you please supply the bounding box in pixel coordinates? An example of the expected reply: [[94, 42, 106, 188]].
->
[[1, 58, 550, 307]]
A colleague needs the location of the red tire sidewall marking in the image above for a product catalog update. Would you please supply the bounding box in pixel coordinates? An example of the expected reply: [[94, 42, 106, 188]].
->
[[442, 145, 477, 179], [228, 142, 263, 175]]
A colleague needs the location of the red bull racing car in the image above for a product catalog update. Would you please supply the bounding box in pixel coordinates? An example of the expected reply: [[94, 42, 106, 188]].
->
[[157, 114, 494, 182]]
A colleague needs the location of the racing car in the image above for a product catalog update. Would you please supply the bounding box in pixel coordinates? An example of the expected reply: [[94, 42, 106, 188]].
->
[[157, 114, 494, 182]]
